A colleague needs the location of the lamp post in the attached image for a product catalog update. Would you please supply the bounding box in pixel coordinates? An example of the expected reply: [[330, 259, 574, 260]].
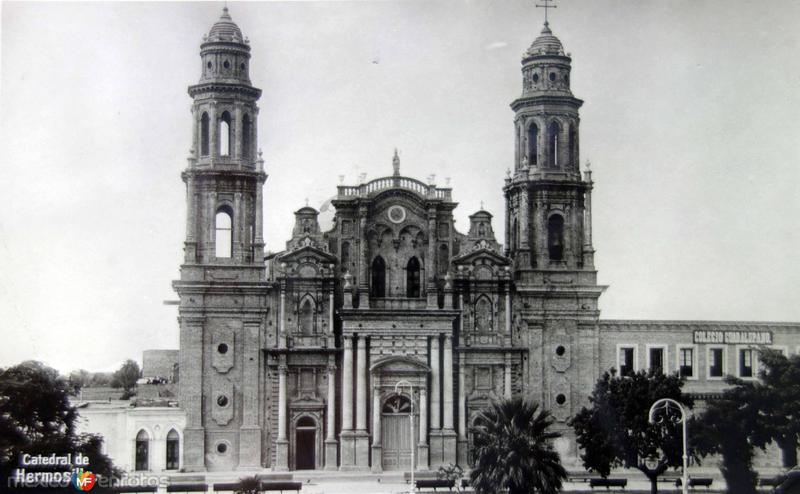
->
[[648, 398, 688, 494], [394, 379, 415, 493]]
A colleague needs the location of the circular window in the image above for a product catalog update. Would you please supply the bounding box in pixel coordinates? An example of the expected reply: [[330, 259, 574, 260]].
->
[[556, 394, 566, 405], [216, 442, 228, 454], [387, 205, 407, 224], [217, 343, 228, 354], [223, 60, 230, 69], [555, 345, 566, 357], [532, 73, 539, 83], [549, 72, 556, 82], [217, 395, 229, 407], [207, 61, 212, 69]]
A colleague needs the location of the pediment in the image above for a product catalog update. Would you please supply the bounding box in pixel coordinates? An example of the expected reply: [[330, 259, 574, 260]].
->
[[370, 355, 430, 374], [277, 244, 338, 264]]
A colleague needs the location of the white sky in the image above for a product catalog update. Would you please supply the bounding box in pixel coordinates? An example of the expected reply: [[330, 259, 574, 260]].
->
[[1, 1, 799, 374]]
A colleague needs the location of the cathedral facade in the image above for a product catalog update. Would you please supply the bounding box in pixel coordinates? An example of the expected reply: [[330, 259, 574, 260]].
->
[[173, 8, 800, 473]]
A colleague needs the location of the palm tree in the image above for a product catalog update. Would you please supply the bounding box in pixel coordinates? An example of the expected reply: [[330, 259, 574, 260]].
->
[[470, 397, 567, 494]]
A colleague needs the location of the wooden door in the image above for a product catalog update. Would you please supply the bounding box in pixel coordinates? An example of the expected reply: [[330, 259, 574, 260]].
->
[[382, 414, 415, 470]]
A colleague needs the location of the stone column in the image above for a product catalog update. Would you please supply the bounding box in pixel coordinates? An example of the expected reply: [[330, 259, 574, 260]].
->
[[233, 192, 242, 262], [342, 337, 354, 431], [357, 208, 369, 307], [324, 360, 338, 470], [209, 105, 218, 158], [275, 362, 289, 470], [354, 337, 370, 469], [443, 336, 454, 430], [356, 338, 367, 431], [583, 166, 595, 267], [370, 386, 382, 473], [458, 359, 467, 441], [430, 336, 441, 430], [504, 353, 512, 399], [279, 286, 287, 348], [340, 336, 357, 470], [254, 160, 264, 263], [184, 173, 197, 263], [426, 209, 438, 308], [519, 186, 530, 250], [417, 387, 429, 470]]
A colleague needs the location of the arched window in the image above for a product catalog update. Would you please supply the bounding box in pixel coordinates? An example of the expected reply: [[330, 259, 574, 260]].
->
[[299, 298, 314, 335], [219, 112, 232, 157], [165, 429, 179, 470], [547, 215, 564, 261], [242, 114, 251, 159], [548, 122, 560, 167], [568, 124, 576, 167], [135, 430, 149, 471], [406, 257, 421, 298], [383, 395, 412, 414], [340, 242, 351, 273], [437, 244, 449, 277], [200, 113, 210, 156], [371, 256, 386, 298], [527, 124, 539, 165], [215, 208, 233, 258], [474, 296, 492, 332]]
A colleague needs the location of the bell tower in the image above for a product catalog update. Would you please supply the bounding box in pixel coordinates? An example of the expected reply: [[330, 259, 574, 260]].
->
[[175, 7, 268, 473], [183, 6, 266, 266], [504, 14, 606, 431]]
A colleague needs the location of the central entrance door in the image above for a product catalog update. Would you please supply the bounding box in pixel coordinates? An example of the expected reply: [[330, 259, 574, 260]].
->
[[381, 395, 415, 471], [295, 417, 316, 470]]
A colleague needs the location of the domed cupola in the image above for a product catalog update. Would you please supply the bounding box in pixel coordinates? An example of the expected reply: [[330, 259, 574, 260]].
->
[[509, 18, 582, 175], [198, 7, 251, 84], [207, 7, 244, 43], [520, 22, 572, 95]]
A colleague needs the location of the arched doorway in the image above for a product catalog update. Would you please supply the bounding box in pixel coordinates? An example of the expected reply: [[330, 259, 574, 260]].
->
[[295, 416, 316, 470], [381, 395, 416, 471], [135, 429, 149, 471]]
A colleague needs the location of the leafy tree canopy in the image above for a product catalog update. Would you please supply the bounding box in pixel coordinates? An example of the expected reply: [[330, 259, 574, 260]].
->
[[0, 361, 118, 479], [110, 359, 141, 397], [569, 369, 695, 494]]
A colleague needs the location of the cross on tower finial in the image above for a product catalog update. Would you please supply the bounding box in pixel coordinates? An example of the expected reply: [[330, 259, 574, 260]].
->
[[305, 197, 309, 207], [535, 0, 557, 25], [480, 200, 485, 210]]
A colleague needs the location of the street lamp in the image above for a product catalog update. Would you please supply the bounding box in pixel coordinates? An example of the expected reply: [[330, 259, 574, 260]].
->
[[648, 398, 688, 494], [394, 379, 416, 493]]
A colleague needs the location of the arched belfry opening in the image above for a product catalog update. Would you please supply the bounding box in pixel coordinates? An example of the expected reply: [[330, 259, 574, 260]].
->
[[215, 206, 233, 258], [527, 123, 539, 165], [242, 113, 251, 159], [548, 121, 560, 167], [547, 214, 564, 261], [371, 256, 386, 298], [406, 257, 421, 298], [219, 111, 232, 157], [200, 112, 210, 156]]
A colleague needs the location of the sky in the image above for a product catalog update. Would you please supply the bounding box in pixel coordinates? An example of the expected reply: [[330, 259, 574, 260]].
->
[[1, 1, 799, 374]]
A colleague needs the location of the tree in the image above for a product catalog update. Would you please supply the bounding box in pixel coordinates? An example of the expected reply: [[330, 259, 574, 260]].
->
[[68, 369, 92, 395], [755, 349, 800, 468], [0, 361, 119, 480], [470, 397, 566, 494], [693, 376, 770, 494], [110, 359, 141, 399], [569, 369, 695, 494]]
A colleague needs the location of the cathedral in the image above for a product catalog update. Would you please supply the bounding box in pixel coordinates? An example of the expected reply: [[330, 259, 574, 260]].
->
[[172, 7, 800, 473]]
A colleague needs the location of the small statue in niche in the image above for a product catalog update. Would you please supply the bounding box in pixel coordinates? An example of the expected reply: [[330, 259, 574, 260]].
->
[[478, 222, 486, 237]]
